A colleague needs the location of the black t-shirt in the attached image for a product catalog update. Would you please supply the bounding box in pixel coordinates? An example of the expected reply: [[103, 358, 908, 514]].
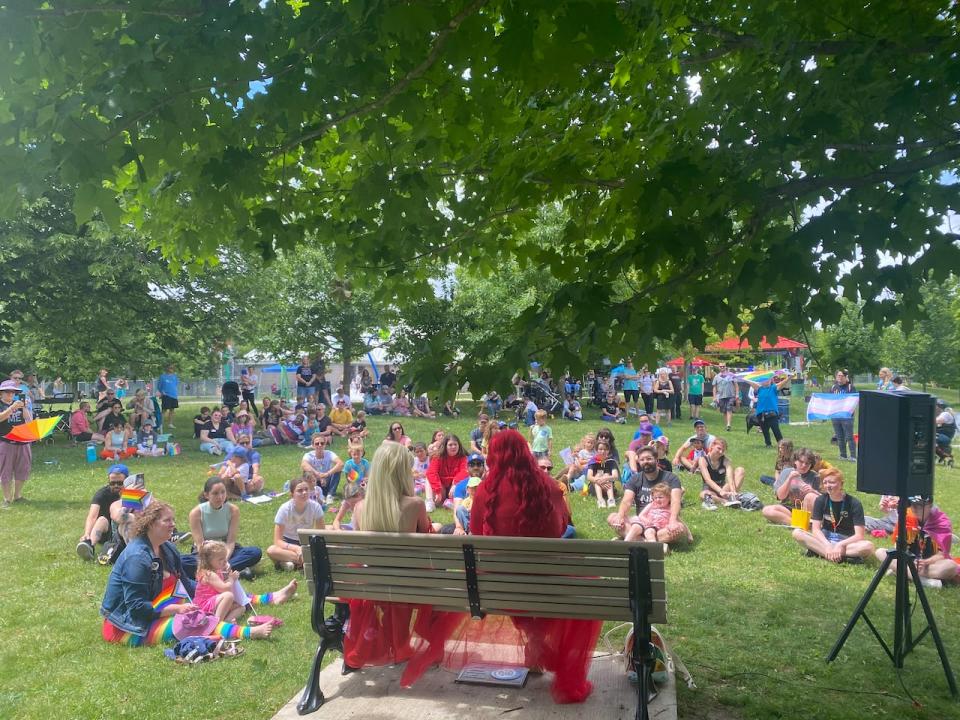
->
[[588, 458, 619, 477], [193, 414, 210, 438], [625, 469, 683, 513], [657, 458, 674, 473], [316, 415, 332, 433], [812, 493, 865, 538], [310, 359, 326, 376], [202, 420, 228, 439], [701, 456, 728, 490], [100, 412, 126, 431], [350, 419, 367, 431], [264, 407, 282, 427], [470, 427, 484, 448], [669, 373, 683, 394], [91, 485, 120, 520], [380, 371, 397, 388], [0, 400, 26, 441], [603, 401, 620, 416], [296, 365, 315, 386]]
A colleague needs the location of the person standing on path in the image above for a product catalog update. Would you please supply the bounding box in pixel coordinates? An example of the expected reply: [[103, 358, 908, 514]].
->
[[830, 369, 857, 462], [157, 365, 179, 429]]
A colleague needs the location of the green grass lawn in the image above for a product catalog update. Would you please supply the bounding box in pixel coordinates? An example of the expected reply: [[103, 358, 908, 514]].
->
[[1, 401, 958, 720]]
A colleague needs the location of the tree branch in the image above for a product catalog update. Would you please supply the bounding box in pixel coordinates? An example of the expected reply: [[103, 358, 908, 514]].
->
[[767, 143, 960, 202], [686, 17, 949, 57], [277, 0, 487, 155], [356, 203, 520, 270]]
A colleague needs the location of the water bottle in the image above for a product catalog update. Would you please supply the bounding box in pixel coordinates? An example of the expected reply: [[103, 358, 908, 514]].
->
[[85, 443, 96, 463]]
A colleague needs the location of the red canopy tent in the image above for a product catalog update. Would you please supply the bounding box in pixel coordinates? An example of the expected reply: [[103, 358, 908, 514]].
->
[[690, 356, 712, 366], [705, 336, 807, 352], [665, 356, 685, 367]]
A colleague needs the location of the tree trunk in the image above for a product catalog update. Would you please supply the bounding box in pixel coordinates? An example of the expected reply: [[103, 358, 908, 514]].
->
[[342, 350, 352, 397]]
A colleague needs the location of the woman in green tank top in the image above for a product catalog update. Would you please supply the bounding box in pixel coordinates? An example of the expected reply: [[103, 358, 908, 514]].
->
[[182, 477, 262, 580]]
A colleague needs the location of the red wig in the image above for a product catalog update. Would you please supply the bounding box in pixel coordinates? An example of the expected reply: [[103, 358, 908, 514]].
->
[[472, 429, 560, 537]]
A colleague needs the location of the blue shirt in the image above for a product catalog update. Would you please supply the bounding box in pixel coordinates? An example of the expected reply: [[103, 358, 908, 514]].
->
[[755, 384, 779, 415], [157, 373, 179, 398]]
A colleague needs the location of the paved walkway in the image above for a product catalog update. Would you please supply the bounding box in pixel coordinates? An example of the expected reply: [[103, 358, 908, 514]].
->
[[273, 653, 676, 720]]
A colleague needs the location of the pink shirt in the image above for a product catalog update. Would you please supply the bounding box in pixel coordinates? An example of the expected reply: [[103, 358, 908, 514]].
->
[[70, 410, 90, 435]]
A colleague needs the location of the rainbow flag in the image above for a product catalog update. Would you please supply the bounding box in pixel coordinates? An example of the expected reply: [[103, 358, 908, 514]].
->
[[121, 487, 149, 511], [151, 576, 188, 611], [736, 369, 788, 383]]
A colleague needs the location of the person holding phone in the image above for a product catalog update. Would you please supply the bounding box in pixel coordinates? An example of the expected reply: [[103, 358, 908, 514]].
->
[[0, 379, 34, 506]]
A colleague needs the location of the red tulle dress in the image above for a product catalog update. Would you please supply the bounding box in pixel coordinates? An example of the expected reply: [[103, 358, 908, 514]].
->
[[342, 477, 600, 704]]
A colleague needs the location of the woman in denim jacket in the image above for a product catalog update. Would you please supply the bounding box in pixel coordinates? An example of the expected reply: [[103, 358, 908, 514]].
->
[[100, 501, 272, 645]]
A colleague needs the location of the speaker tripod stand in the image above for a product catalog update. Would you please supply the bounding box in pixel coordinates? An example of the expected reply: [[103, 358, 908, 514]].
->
[[827, 497, 957, 697]]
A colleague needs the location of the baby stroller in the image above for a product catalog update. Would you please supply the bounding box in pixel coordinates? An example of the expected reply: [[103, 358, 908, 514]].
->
[[524, 379, 562, 414], [590, 373, 607, 407], [221, 380, 241, 409]]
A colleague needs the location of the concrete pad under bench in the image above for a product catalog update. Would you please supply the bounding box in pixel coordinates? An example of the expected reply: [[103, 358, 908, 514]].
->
[[272, 653, 677, 720]]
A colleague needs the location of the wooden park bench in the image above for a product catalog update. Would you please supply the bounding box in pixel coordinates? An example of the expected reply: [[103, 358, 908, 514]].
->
[[296, 530, 667, 720]]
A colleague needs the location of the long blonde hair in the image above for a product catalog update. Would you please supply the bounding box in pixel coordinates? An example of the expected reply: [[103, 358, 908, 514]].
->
[[360, 441, 414, 532]]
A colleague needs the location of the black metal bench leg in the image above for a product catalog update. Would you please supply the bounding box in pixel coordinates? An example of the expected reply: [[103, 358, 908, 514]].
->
[[298, 636, 333, 715], [298, 603, 349, 715]]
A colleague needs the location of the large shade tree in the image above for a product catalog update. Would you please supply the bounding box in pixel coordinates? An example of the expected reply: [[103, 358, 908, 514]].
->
[[2, 1, 959, 384], [0, 187, 254, 380]]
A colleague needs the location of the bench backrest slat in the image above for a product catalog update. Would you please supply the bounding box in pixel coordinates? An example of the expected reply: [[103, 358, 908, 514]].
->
[[300, 530, 667, 625]]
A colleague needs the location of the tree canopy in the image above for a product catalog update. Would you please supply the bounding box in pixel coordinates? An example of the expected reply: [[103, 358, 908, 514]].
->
[[2, 1, 959, 381]]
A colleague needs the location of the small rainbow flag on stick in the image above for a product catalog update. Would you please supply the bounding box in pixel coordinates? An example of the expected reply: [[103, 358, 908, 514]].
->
[[152, 576, 190, 611], [121, 487, 150, 511], [736, 369, 790, 384]]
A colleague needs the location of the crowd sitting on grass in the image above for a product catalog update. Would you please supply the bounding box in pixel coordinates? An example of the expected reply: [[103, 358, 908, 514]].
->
[[18, 359, 949, 689]]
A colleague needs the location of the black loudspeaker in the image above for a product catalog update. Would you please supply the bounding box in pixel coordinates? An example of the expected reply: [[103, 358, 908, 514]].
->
[[856, 390, 935, 498]]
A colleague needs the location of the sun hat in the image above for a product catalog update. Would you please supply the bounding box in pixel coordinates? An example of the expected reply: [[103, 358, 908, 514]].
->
[[0, 380, 20, 391], [172, 609, 221, 640]]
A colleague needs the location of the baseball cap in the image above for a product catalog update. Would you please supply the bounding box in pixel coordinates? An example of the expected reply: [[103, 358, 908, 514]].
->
[[688, 435, 703, 443], [107, 463, 130, 477], [231, 447, 249, 461], [656, 436, 669, 446], [908, 495, 932, 505], [467, 453, 485, 465], [467, 477, 483, 488], [638, 422, 654, 436], [693, 419, 705, 427]]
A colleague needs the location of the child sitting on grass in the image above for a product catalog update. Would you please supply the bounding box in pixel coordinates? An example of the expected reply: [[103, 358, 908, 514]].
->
[[194, 540, 297, 620], [631, 482, 673, 542], [411, 442, 436, 512], [588, 440, 619, 509], [333, 443, 369, 530]]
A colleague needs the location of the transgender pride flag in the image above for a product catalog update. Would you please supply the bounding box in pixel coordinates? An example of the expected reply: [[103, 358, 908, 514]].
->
[[806, 393, 860, 421]]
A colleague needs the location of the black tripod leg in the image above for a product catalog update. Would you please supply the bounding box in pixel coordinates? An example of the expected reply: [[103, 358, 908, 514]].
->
[[827, 550, 895, 662], [906, 558, 959, 697]]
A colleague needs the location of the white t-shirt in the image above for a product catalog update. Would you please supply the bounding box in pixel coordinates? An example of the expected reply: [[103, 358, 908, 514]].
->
[[302, 449, 340, 474], [332, 391, 350, 407], [274, 499, 325, 542]]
